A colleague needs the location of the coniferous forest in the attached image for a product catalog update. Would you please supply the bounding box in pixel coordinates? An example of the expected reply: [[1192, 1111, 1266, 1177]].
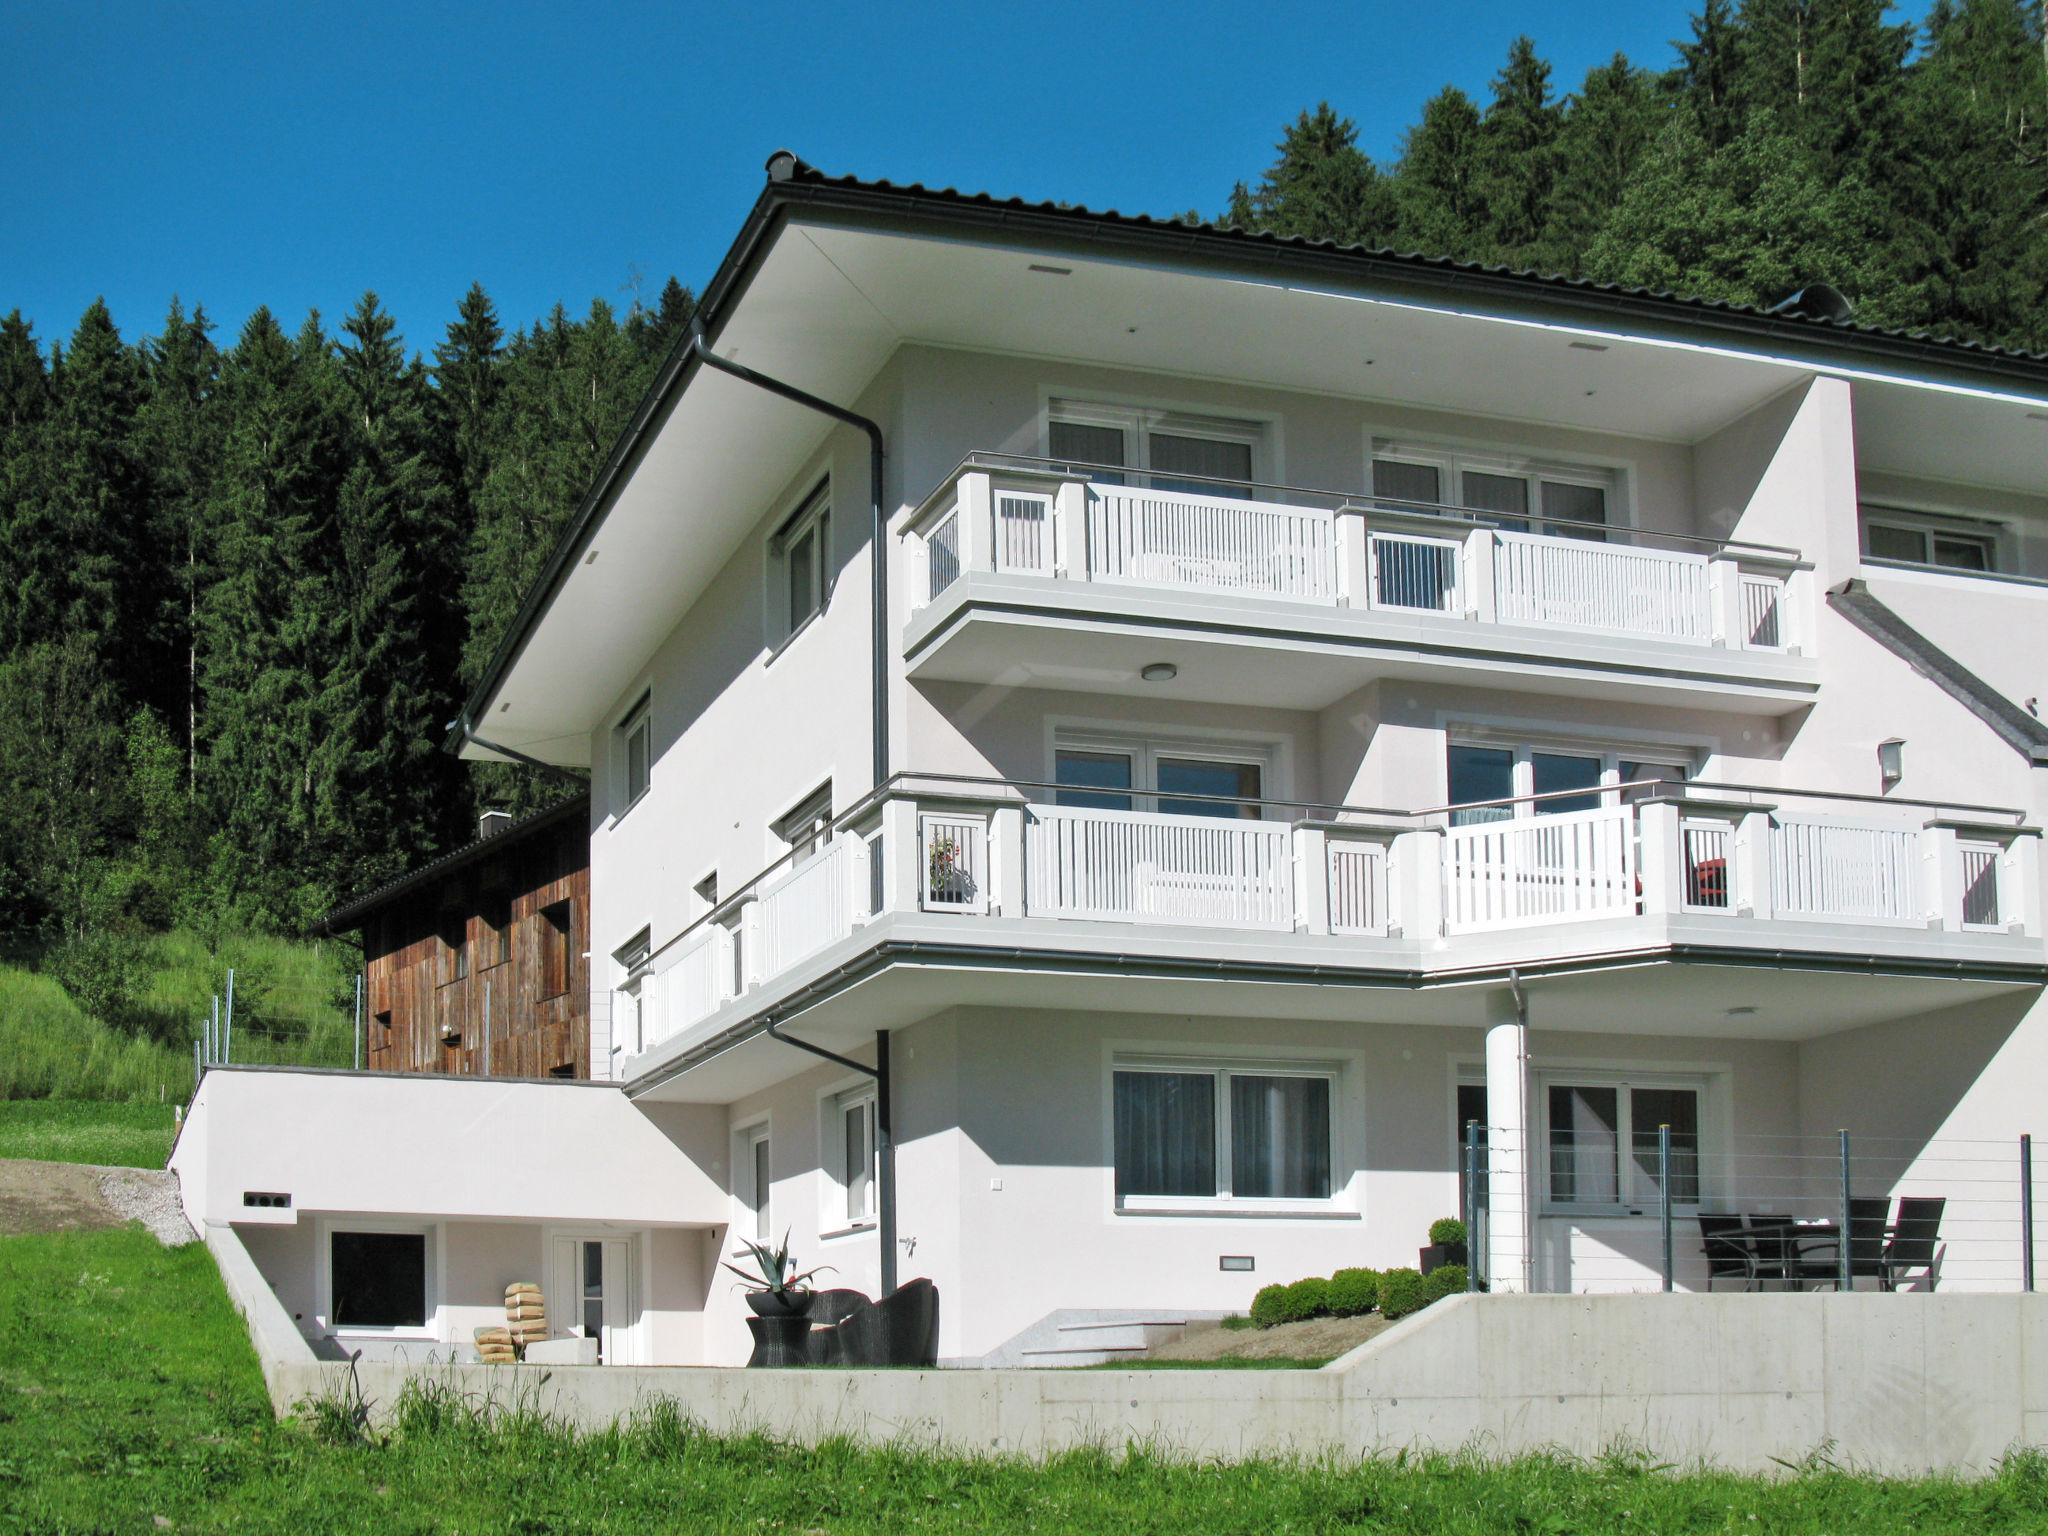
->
[[1, 0, 2043, 970]]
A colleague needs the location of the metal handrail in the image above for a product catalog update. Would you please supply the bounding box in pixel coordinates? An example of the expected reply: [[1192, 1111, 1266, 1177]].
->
[[909, 450, 1803, 562]]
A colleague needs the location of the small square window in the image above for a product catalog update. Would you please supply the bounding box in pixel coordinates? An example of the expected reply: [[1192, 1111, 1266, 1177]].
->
[[693, 872, 719, 913], [330, 1230, 426, 1329], [774, 785, 833, 867]]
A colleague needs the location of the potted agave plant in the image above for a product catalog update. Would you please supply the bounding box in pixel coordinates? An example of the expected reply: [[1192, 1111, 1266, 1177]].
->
[[722, 1231, 832, 1318]]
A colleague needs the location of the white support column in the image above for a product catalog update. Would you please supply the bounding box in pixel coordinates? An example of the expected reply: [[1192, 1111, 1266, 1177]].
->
[[1295, 827, 1331, 935], [880, 799, 922, 915], [1708, 557, 1739, 648], [1335, 513, 1368, 610], [1921, 823, 1961, 931], [2008, 834, 2042, 938], [956, 472, 994, 575], [990, 804, 1026, 918], [738, 899, 765, 989], [1485, 1007, 1533, 1294], [1462, 529, 1497, 624], [1393, 825, 1443, 942], [1052, 480, 1089, 579], [1733, 808, 1775, 919]]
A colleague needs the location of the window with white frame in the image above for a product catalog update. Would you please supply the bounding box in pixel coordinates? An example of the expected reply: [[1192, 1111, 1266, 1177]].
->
[[692, 871, 719, 915], [1445, 740, 1690, 826], [832, 1085, 878, 1228], [1372, 442, 1618, 541], [741, 1125, 771, 1242], [612, 930, 650, 1059], [1053, 732, 1274, 820], [617, 694, 651, 810], [773, 783, 833, 866], [1543, 1077, 1702, 1212], [771, 484, 830, 638], [1860, 505, 2002, 574], [327, 1226, 432, 1332], [1048, 401, 1263, 497], [1112, 1057, 1335, 1207]]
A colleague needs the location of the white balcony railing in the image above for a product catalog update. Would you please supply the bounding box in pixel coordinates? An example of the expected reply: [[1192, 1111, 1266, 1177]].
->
[[911, 465, 1805, 656], [621, 780, 2034, 1059]]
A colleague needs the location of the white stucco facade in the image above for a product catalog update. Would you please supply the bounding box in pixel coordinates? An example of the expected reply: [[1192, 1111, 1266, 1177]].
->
[[176, 162, 2048, 1374]]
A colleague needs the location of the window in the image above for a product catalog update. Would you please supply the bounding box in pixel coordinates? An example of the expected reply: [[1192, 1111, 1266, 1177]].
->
[[1049, 402, 1262, 497], [1860, 506, 2001, 574], [1112, 1060, 1334, 1206], [538, 900, 572, 1000], [617, 695, 651, 809], [1545, 1079, 1700, 1212], [773, 784, 833, 866], [1446, 740, 1690, 825], [834, 1087, 877, 1227], [1372, 442, 1615, 540], [772, 485, 830, 637], [1455, 1081, 1490, 1226], [742, 1126, 771, 1242], [1054, 735, 1271, 820], [613, 930, 650, 1059], [329, 1229, 428, 1330], [439, 912, 468, 985], [693, 871, 719, 915]]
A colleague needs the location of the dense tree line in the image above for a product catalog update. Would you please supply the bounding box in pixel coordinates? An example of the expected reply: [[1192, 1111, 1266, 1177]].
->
[[0, 0, 2042, 952]]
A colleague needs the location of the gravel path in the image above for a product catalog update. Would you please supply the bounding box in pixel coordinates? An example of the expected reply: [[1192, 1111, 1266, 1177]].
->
[[0, 1159, 194, 1245], [97, 1166, 197, 1247]]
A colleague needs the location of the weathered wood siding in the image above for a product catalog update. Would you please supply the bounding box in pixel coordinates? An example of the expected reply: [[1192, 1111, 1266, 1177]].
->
[[362, 820, 590, 1078]]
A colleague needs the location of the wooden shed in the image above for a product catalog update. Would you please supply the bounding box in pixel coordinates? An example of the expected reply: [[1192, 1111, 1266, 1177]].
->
[[315, 795, 591, 1078]]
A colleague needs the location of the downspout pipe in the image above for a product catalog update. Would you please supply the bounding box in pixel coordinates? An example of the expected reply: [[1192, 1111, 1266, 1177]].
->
[[765, 1022, 897, 1294], [684, 327, 890, 789], [449, 713, 590, 788]]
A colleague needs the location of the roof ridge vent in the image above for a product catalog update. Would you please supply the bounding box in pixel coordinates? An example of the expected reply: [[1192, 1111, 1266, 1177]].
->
[[765, 149, 801, 183], [1768, 283, 1855, 324]]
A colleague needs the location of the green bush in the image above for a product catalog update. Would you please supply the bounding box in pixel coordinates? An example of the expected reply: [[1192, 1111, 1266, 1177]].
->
[[1423, 1263, 1468, 1303], [1326, 1267, 1380, 1317], [1377, 1267, 1428, 1320], [1249, 1284, 1290, 1329], [1427, 1216, 1467, 1247], [1280, 1277, 1331, 1322]]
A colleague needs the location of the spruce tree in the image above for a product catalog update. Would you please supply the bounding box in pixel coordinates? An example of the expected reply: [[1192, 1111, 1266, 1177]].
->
[[1475, 37, 1566, 266], [1221, 103, 1396, 245], [1394, 87, 1489, 256], [1547, 56, 1665, 269], [1678, 0, 1748, 147]]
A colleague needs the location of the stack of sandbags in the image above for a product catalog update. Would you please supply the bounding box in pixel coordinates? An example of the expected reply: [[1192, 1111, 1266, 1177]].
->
[[474, 1325, 518, 1364], [505, 1282, 547, 1349]]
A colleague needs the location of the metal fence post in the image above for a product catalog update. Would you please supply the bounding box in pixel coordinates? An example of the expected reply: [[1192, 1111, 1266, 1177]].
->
[[193, 1038, 202, 1089], [1838, 1129, 1854, 1293], [223, 969, 235, 1063], [1464, 1119, 1481, 1293], [2023, 1133, 2036, 1295], [1659, 1123, 1674, 1293]]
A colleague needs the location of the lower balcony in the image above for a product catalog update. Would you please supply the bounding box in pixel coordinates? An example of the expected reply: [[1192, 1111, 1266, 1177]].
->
[[617, 775, 2045, 1091]]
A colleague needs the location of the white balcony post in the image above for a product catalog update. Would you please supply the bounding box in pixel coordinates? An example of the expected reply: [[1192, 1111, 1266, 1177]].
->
[[2007, 835, 2041, 937], [711, 924, 736, 1007], [956, 472, 994, 575], [1635, 800, 1685, 917], [738, 898, 765, 989], [1484, 1008, 1533, 1294], [1052, 479, 1089, 579], [1335, 512, 1367, 610], [1394, 825, 1442, 942], [1296, 827, 1331, 935], [1462, 529, 1497, 624], [1783, 568, 1812, 656], [990, 804, 1025, 918], [880, 798, 922, 914], [1921, 823, 1961, 931], [1732, 808, 1774, 919], [1708, 556, 1739, 649]]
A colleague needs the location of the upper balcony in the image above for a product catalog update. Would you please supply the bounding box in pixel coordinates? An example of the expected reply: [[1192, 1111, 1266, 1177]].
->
[[902, 458, 1818, 716], [620, 773, 2043, 1096]]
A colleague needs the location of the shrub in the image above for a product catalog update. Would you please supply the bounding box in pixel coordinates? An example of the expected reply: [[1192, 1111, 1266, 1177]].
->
[[1423, 1263, 1468, 1303], [1377, 1266, 1427, 1320], [1249, 1284, 1290, 1329], [1218, 1313, 1255, 1331], [1326, 1267, 1380, 1317], [1427, 1216, 1467, 1247], [1280, 1276, 1331, 1322]]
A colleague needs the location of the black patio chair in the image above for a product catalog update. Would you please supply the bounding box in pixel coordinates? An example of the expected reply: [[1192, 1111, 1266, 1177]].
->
[[1697, 1213, 1757, 1291], [1844, 1196, 1894, 1289], [807, 1287, 871, 1327], [810, 1278, 940, 1366], [1744, 1213, 1803, 1289], [1882, 1196, 1945, 1291]]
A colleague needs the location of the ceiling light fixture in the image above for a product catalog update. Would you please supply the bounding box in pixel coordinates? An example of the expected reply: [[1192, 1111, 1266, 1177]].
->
[[1726, 1005, 1759, 1017], [584, 550, 600, 565], [1569, 340, 1611, 352], [1027, 263, 1073, 276], [1140, 662, 1178, 683]]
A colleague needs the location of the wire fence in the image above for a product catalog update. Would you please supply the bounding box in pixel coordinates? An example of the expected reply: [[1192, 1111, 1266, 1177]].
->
[[1458, 1123, 2041, 1295]]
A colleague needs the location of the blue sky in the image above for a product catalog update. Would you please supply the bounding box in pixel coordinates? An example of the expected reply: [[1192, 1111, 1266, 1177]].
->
[[1, 0, 1936, 357]]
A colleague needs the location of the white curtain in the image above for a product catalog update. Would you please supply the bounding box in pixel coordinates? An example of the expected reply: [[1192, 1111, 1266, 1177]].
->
[[1230, 1074, 1331, 1199]]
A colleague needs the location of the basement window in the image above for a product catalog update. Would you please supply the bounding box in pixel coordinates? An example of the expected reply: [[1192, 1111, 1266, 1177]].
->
[[328, 1229, 430, 1331]]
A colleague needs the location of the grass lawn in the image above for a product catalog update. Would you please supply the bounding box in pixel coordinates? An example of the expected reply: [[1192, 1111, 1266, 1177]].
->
[[4, 1227, 2047, 1533], [0, 1099, 178, 1167]]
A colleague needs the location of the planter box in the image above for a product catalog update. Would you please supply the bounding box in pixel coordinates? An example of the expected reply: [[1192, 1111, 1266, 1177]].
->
[[1419, 1241, 1468, 1275]]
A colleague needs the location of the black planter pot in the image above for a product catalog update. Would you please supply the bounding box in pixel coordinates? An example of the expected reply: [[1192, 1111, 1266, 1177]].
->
[[1419, 1241, 1469, 1275], [746, 1288, 816, 1319]]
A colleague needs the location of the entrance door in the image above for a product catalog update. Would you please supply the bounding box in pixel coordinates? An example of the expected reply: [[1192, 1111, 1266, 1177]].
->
[[550, 1235, 634, 1364]]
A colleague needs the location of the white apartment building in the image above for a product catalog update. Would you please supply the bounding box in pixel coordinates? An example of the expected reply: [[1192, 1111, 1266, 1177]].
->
[[175, 154, 2048, 1369]]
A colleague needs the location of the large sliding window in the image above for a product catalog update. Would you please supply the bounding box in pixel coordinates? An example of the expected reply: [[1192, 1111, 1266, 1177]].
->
[[1445, 741, 1690, 826], [1049, 402, 1263, 497], [1113, 1058, 1335, 1207], [1859, 505, 2002, 574], [1372, 442, 1617, 540], [1054, 735, 1273, 820], [1544, 1078, 1701, 1212]]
